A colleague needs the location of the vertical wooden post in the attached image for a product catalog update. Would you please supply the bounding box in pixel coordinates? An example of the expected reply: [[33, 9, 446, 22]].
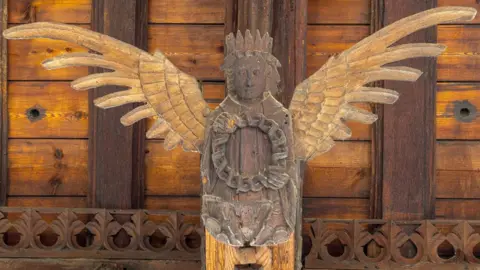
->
[[374, 0, 437, 220], [0, 0, 7, 206], [89, 0, 148, 209], [210, 1, 307, 269]]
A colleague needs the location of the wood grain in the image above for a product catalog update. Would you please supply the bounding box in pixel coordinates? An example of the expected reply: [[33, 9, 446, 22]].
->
[[0, 0, 7, 206], [89, 0, 148, 209], [304, 167, 370, 198], [205, 231, 294, 270], [145, 141, 200, 196], [307, 141, 370, 168], [7, 197, 87, 208], [8, 32, 89, 81], [437, 141, 480, 171], [438, 0, 480, 24], [436, 199, 480, 219], [0, 259, 201, 270], [437, 83, 480, 140], [437, 141, 480, 199], [148, 25, 224, 81], [303, 198, 369, 219], [8, 82, 88, 138], [381, 0, 436, 220], [8, 0, 91, 23], [438, 25, 480, 82], [308, 0, 370, 24], [307, 25, 369, 76], [144, 196, 201, 211], [8, 139, 88, 196], [145, 141, 371, 198], [149, 0, 224, 24]]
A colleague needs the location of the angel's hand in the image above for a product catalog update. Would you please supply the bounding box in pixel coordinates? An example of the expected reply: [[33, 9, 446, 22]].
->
[[213, 112, 240, 134]]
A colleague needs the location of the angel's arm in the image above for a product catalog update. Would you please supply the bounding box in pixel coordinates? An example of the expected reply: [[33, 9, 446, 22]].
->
[[289, 6, 477, 161], [4, 22, 210, 152]]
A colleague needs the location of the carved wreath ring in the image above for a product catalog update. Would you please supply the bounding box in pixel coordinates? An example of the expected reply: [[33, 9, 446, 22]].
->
[[211, 112, 289, 193]]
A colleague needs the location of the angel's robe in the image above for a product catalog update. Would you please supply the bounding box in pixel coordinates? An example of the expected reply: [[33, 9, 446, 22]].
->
[[200, 93, 299, 246]]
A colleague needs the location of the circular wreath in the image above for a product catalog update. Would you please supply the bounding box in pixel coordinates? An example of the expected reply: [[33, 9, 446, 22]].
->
[[211, 112, 290, 193]]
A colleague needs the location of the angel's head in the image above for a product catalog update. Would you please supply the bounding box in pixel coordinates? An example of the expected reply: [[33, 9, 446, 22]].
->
[[221, 30, 281, 101]]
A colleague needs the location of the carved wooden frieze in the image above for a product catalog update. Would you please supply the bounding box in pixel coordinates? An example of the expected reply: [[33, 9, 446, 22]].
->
[[303, 219, 480, 268], [1, 7, 477, 250], [0, 208, 201, 259]]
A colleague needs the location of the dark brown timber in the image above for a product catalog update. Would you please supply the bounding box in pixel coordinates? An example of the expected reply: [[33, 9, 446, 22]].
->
[[90, 0, 148, 209], [0, 0, 7, 206], [381, 0, 437, 220]]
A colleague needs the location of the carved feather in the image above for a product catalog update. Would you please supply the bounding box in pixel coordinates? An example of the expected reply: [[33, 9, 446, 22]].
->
[[3, 22, 210, 153], [290, 6, 477, 160]]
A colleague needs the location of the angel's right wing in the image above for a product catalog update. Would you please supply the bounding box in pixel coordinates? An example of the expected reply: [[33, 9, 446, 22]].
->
[[4, 22, 210, 152]]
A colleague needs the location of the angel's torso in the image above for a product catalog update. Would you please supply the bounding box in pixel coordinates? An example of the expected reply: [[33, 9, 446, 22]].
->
[[200, 94, 298, 247]]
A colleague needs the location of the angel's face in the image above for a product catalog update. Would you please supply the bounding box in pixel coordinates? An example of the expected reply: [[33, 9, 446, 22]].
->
[[233, 56, 267, 101]]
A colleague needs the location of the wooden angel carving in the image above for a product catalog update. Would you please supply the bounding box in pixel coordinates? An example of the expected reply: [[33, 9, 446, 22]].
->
[[3, 6, 476, 248]]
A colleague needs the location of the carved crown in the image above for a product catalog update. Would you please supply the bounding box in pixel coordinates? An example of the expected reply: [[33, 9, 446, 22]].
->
[[225, 29, 273, 55]]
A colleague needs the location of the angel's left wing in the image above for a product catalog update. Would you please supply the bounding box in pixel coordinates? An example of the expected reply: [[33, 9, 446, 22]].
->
[[290, 6, 477, 161], [4, 22, 210, 152]]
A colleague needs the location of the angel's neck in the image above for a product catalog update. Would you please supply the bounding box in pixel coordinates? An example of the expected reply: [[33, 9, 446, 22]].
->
[[230, 92, 270, 107]]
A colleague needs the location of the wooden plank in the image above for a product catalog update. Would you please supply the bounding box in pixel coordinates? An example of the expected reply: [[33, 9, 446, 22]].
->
[[303, 198, 369, 219], [438, 0, 480, 24], [437, 83, 480, 140], [308, 0, 370, 25], [7, 197, 87, 208], [202, 82, 225, 100], [145, 197, 369, 223], [8, 0, 91, 23], [144, 196, 201, 211], [145, 141, 200, 196], [436, 199, 480, 219], [437, 141, 480, 199], [0, 259, 201, 270], [438, 25, 480, 82], [306, 25, 369, 77], [437, 170, 480, 199], [7, 30, 89, 81], [149, 0, 224, 24], [304, 167, 370, 198], [0, 0, 7, 206], [8, 82, 88, 138], [205, 231, 294, 270], [145, 142, 370, 198], [89, 0, 147, 209], [8, 139, 88, 196], [307, 141, 370, 168], [437, 141, 480, 171], [381, 0, 436, 220], [370, 0, 384, 220], [148, 25, 224, 81]]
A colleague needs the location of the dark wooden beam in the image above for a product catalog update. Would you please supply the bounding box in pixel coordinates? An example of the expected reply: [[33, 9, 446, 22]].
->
[[89, 0, 148, 209], [379, 0, 437, 220], [369, 0, 384, 220], [0, 0, 7, 206]]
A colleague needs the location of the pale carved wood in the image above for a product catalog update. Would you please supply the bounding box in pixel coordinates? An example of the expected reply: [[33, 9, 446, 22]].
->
[[3, 22, 209, 152], [290, 6, 477, 160]]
